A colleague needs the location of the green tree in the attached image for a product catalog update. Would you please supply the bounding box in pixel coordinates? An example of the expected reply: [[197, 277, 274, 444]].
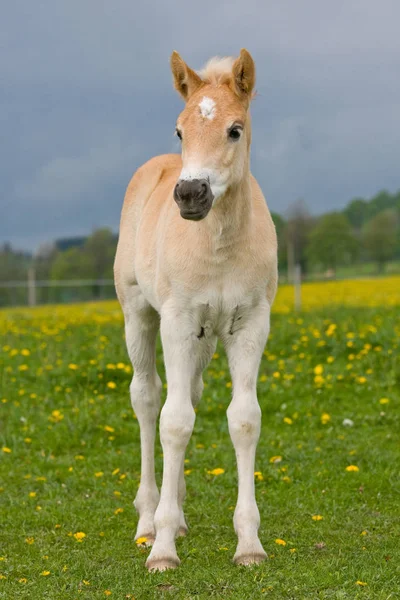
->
[[306, 213, 357, 273], [84, 228, 117, 280], [50, 247, 94, 280], [271, 212, 287, 272], [344, 198, 369, 229], [363, 209, 398, 272]]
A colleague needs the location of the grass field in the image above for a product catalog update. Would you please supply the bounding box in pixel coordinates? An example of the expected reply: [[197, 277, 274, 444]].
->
[[1, 277, 400, 599]]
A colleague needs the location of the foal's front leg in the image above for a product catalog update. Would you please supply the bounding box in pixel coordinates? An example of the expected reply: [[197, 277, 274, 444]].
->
[[146, 309, 197, 572], [223, 302, 271, 565]]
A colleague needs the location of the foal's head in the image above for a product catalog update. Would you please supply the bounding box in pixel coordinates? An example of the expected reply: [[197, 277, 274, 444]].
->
[[170, 49, 255, 221]]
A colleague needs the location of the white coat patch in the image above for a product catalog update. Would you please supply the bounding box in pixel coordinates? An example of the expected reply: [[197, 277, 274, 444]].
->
[[199, 96, 216, 120]]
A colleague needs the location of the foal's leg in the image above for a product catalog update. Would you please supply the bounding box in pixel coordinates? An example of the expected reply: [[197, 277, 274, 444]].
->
[[223, 302, 270, 565], [146, 309, 201, 571], [177, 336, 217, 536], [123, 286, 161, 545]]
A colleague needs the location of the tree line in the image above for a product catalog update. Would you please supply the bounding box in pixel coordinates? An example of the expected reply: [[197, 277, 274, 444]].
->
[[1, 189, 399, 305]]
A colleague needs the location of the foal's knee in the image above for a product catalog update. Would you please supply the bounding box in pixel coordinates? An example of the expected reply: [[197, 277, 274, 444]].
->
[[160, 400, 195, 450], [227, 398, 261, 446], [130, 374, 161, 420]]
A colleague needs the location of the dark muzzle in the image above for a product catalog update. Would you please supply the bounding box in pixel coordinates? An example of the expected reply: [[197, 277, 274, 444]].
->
[[173, 178, 214, 221]]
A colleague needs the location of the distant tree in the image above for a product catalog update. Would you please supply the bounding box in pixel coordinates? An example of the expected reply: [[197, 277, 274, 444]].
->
[[50, 247, 94, 280], [363, 209, 398, 272], [306, 213, 358, 273], [285, 199, 314, 277], [271, 212, 287, 271], [344, 198, 369, 230], [84, 228, 117, 280]]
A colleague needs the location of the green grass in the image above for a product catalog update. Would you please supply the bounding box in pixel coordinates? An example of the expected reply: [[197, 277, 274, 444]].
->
[[1, 304, 399, 599]]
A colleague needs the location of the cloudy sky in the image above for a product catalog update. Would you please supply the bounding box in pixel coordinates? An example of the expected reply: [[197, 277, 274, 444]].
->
[[2, 0, 400, 251]]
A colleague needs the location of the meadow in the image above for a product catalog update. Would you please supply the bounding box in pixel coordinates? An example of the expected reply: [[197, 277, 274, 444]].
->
[[1, 277, 399, 599]]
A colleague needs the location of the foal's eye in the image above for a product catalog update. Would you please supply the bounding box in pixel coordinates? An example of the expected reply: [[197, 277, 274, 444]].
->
[[228, 126, 242, 141], [175, 129, 182, 141]]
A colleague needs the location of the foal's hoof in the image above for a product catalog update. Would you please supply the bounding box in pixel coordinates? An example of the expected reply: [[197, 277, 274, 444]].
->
[[177, 526, 188, 538], [146, 556, 180, 572], [234, 551, 267, 566]]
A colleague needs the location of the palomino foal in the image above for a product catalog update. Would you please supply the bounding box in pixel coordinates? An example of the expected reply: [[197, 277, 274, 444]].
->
[[114, 49, 277, 571]]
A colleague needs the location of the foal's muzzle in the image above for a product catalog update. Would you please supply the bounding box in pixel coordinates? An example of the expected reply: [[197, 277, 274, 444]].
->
[[173, 178, 214, 221]]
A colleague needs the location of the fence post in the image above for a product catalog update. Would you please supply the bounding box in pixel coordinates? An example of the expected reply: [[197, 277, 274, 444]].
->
[[294, 263, 302, 312], [27, 267, 36, 307]]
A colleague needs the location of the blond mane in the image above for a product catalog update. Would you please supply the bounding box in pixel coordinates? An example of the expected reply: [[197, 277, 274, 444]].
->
[[197, 56, 236, 86]]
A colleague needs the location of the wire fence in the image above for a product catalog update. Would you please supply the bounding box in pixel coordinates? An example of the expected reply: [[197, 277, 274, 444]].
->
[[0, 272, 117, 307]]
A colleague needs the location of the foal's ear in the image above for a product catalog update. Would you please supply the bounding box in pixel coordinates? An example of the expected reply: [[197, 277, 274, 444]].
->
[[170, 51, 203, 101], [231, 48, 256, 104]]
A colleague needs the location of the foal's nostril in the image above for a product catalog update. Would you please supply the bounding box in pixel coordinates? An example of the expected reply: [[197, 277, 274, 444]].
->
[[174, 179, 211, 205]]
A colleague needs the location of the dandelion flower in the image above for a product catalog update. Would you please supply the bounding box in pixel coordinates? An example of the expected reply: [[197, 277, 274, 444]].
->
[[40, 571, 50, 576], [356, 581, 367, 586], [269, 455, 282, 464], [312, 515, 323, 521], [275, 538, 286, 546], [321, 413, 331, 425], [346, 465, 359, 472], [136, 537, 148, 545], [73, 532, 86, 542], [2, 447, 11, 454], [208, 468, 225, 476]]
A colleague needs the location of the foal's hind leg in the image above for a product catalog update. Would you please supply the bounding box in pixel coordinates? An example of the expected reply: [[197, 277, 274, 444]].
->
[[177, 335, 217, 537], [123, 285, 161, 545]]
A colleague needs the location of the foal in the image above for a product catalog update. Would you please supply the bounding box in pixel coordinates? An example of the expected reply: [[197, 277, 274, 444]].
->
[[114, 49, 277, 572]]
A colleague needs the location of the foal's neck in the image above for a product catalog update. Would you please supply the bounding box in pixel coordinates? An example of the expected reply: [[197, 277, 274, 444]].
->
[[210, 163, 252, 236]]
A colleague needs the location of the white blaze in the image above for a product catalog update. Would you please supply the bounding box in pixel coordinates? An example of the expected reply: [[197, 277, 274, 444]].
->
[[199, 96, 216, 120]]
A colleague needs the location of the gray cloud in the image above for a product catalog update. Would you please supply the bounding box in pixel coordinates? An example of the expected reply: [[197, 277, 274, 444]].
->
[[2, 0, 400, 250]]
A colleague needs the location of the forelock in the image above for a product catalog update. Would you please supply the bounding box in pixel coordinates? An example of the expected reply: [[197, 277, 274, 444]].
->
[[197, 56, 235, 86]]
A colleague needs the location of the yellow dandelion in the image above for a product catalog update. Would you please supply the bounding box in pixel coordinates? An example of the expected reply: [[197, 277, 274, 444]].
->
[[40, 571, 50, 576], [107, 382, 117, 389], [312, 515, 323, 521], [314, 364, 323, 375], [275, 538, 286, 546], [114, 508, 124, 515], [19, 578, 28, 583], [104, 425, 115, 433], [94, 471, 104, 478], [346, 465, 360, 472], [112, 468, 120, 476], [25, 537, 34, 544], [68, 363, 78, 370], [321, 413, 331, 425], [254, 471, 264, 481], [2, 447, 11, 454], [28, 492, 36, 498], [283, 417, 293, 425], [356, 581, 367, 586], [208, 468, 225, 476], [269, 455, 282, 464], [136, 536, 148, 545], [73, 532, 86, 542], [104, 591, 112, 597], [379, 398, 390, 405]]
